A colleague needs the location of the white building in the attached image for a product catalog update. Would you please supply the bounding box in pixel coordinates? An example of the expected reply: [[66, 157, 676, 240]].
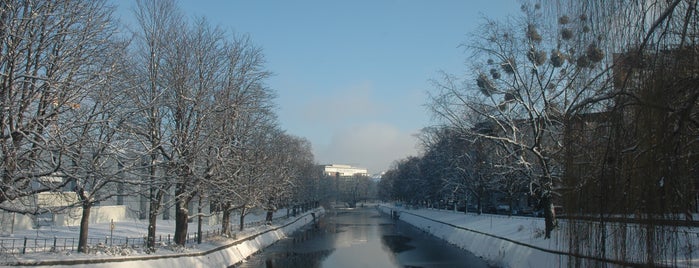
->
[[320, 164, 369, 177]]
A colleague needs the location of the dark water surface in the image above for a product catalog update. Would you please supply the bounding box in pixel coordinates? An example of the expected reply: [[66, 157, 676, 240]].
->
[[233, 206, 492, 268]]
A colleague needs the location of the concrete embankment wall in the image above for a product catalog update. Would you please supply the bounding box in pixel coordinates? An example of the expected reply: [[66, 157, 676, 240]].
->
[[10, 209, 323, 268]]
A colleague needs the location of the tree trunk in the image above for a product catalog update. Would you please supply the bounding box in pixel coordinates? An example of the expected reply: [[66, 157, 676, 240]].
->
[[477, 196, 483, 215], [146, 188, 164, 252], [265, 210, 273, 224], [146, 152, 165, 253], [221, 208, 231, 236], [508, 199, 514, 217], [174, 198, 189, 246], [77, 203, 91, 253], [239, 206, 246, 231], [543, 195, 557, 239], [197, 198, 202, 244]]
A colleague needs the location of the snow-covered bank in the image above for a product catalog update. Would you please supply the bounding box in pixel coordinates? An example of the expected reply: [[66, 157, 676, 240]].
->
[[378, 205, 699, 267], [1, 208, 323, 268], [379, 205, 564, 267]]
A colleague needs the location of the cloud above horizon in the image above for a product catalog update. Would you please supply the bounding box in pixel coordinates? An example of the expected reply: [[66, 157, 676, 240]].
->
[[280, 80, 426, 173], [299, 81, 384, 124], [315, 122, 419, 174]]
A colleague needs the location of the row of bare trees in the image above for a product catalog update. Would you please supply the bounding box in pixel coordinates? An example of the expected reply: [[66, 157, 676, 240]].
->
[[378, 127, 522, 216], [383, 2, 601, 238], [0, 0, 129, 252], [383, 0, 699, 266], [427, 2, 609, 239], [335, 174, 375, 208], [0, 0, 318, 254]]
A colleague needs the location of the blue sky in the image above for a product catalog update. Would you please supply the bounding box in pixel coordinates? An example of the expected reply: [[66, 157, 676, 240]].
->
[[115, 0, 519, 174]]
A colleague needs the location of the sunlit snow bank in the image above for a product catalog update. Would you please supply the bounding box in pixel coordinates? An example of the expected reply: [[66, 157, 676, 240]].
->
[[378, 205, 699, 268], [2, 208, 323, 268], [378, 205, 563, 267]]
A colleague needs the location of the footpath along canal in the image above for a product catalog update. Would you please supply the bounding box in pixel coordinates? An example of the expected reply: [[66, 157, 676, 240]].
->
[[234, 206, 493, 268]]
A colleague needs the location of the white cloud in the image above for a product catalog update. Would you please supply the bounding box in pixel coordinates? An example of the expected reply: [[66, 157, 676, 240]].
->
[[278, 80, 427, 173], [298, 81, 384, 124], [315, 122, 419, 174]]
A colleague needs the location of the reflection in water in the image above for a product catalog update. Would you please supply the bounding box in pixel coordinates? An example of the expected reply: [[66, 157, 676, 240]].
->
[[234, 207, 493, 268], [255, 249, 334, 268], [381, 235, 415, 253]]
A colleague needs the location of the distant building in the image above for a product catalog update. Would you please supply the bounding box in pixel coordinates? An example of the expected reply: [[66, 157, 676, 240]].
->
[[320, 164, 369, 177]]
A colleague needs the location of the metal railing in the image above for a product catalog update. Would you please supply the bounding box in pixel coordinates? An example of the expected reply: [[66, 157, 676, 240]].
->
[[0, 229, 226, 254], [0, 212, 303, 255]]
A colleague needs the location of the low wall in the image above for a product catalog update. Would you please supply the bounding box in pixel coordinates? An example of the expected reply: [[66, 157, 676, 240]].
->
[[55, 206, 128, 227], [1, 205, 129, 233], [0, 212, 34, 235], [10, 208, 323, 267]]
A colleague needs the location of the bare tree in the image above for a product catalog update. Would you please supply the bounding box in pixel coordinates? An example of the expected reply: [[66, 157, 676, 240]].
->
[[200, 33, 274, 235], [380, 156, 426, 205], [262, 132, 315, 221], [0, 0, 122, 212], [157, 16, 225, 247], [287, 138, 320, 212], [62, 39, 134, 252], [129, 0, 181, 252], [429, 3, 611, 238], [232, 121, 278, 231], [418, 127, 470, 210]]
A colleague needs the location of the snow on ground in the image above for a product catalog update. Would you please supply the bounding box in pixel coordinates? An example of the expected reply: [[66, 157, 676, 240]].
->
[[0, 208, 323, 267], [378, 205, 565, 267], [5, 208, 289, 242], [6, 204, 698, 267], [379, 205, 699, 268]]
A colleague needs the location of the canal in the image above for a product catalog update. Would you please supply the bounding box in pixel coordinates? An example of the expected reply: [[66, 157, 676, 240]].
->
[[233, 206, 493, 268]]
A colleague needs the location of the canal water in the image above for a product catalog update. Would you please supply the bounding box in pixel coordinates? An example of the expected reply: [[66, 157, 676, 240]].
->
[[233, 206, 493, 268]]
